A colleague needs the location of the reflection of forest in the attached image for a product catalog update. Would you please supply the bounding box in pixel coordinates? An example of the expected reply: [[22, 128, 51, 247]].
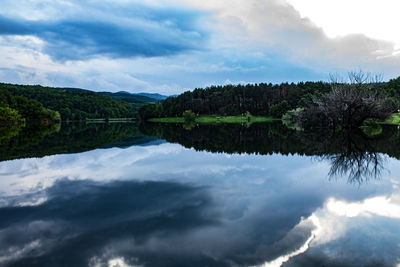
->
[[140, 122, 400, 157], [141, 122, 400, 183], [3, 121, 399, 183], [0, 123, 158, 162]]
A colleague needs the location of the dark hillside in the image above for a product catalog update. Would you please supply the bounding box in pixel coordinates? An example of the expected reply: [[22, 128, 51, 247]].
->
[[0, 83, 137, 120]]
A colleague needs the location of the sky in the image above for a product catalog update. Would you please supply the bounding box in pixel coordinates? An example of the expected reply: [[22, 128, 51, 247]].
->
[[0, 0, 399, 94]]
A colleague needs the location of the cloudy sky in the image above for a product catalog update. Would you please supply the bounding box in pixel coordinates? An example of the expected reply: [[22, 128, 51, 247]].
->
[[0, 0, 399, 94]]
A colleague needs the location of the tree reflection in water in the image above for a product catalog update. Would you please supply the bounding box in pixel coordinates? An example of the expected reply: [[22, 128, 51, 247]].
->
[[323, 151, 385, 184], [0, 122, 158, 162], [315, 129, 388, 184], [141, 122, 400, 185]]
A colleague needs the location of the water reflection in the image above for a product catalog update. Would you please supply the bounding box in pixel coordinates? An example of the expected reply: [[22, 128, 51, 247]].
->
[[141, 122, 400, 183], [0, 123, 158, 162], [0, 174, 330, 267], [317, 130, 388, 184], [1, 171, 399, 266], [0, 175, 329, 267], [285, 195, 400, 267], [0, 179, 217, 267], [1, 121, 397, 184], [323, 151, 385, 184], [0, 122, 400, 266]]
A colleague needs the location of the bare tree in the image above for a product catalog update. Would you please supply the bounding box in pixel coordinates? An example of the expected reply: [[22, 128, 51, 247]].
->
[[301, 71, 395, 129]]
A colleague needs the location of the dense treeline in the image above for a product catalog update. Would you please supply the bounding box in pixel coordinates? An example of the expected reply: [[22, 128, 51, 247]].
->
[[139, 81, 332, 119], [0, 89, 60, 126], [0, 83, 137, 121], [139, 77, 400, 121]]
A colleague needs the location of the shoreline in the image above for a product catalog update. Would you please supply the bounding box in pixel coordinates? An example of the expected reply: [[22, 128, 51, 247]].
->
[[148, 115, 279, 124]]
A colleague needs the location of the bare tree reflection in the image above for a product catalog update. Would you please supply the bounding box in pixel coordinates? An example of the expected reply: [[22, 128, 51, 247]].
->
[[322, 151, 386, 184], [318, 130, 387, 184]]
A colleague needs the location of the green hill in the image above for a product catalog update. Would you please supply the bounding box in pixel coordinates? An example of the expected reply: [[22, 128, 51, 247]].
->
[[0, 89, 60, 126], [0, 83, 137, 121]]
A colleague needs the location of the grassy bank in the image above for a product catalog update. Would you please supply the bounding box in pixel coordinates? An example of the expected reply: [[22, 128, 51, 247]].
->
[[381, 113, 400, 126], [148, 115, 278, 124], [85, 118, 136, 123]]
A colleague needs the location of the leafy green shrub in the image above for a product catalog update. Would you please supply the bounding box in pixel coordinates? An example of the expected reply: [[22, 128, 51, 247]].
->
[[361, 118, 383, 137], [183, 110, 196, 122], [0, 106, 25, 126], [269, 100, 291, 118], [282, 108, 304, 130]]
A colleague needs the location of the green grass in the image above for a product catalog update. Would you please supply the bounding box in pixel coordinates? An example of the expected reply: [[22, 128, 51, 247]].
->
[[361, 125, 383, 137], [381, 113, 400, 125], [148, 117, 185, 123], [85, 118, 136, 123], [148, 115, 278, 124]]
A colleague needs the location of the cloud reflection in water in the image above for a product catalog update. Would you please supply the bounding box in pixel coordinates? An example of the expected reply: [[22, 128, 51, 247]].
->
[[0, 142, 399, 266]]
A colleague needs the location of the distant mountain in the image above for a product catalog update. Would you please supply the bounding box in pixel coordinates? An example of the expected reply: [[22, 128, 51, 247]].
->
[[99, 91, 157, 105], [100, 91, 173, 107], [136, 93, 170, 100]]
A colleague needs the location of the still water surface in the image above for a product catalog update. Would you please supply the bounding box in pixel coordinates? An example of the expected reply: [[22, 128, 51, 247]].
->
[[0, 122, 400, 266]]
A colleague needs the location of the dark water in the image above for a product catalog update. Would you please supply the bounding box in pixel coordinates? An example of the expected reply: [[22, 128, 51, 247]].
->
[[1, 122, 400, 267]]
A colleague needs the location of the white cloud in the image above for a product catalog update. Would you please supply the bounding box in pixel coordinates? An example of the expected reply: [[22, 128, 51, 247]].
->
[[287, 0, 400, 45], [326, 195, 400, 218], [256, 214, 322, 267], [0, 0, 399, 93], [179, 0, 400, 75]]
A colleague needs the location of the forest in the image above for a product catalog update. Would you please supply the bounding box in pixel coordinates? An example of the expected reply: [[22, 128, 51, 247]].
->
[[0, 83, 140, 121], [139, 75, 400, 129], [139, 81, 332, 119], [0, 89, 60, 126]]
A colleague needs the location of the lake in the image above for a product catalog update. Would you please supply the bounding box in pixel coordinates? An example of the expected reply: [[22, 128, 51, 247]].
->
[[0, 122, 400, 267]]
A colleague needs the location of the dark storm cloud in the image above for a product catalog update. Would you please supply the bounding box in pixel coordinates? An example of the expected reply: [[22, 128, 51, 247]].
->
[[0, 4, 207, 61]]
